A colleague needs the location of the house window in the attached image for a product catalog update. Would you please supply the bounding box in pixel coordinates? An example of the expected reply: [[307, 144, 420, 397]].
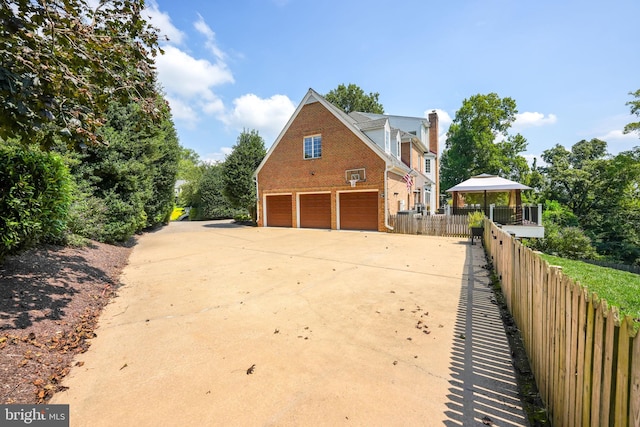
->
[[425, 158, 431, 174], [304, 135, 322, 159], [396, 140, 401, 160]]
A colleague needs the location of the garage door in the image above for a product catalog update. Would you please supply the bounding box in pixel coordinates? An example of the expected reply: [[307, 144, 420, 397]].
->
[[339, 191, 378, 231], [299, 193, 331, 229], [266, 195, 292, 227]]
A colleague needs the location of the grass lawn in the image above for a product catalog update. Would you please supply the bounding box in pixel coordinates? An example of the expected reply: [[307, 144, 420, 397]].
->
[[540, 254, 640, 320]]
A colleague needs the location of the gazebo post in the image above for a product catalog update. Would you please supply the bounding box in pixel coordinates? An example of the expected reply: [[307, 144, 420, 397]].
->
[[483, 190, 487, 216], [515, 190, 522, 224]]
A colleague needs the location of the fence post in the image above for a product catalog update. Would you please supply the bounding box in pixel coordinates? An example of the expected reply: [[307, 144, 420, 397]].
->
[[631, 329, 640, 426]]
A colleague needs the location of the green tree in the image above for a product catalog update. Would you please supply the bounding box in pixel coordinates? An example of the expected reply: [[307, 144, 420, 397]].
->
[[539, 139, 607, 213], [67, 99, 179, 242], [176, 148, 204, 208], [191, 163, 242, 220], [624, 89, 640, 136], [222, 130, 266, 220], [325, 83, 384, 114], [540, 140, 640, 264], [586, 147, 640, 264], [0, 0, 161, 148], [440, 93, 530, 192]]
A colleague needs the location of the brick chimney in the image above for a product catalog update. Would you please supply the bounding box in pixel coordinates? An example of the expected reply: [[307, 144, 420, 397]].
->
[[428, 110, 438, 155]]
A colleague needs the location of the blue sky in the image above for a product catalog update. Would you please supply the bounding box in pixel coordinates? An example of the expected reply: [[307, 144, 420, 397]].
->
[[145, 0, 639, 164]]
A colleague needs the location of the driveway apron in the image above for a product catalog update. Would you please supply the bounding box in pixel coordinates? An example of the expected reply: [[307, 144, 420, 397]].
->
[[52, 221, 528, 426]]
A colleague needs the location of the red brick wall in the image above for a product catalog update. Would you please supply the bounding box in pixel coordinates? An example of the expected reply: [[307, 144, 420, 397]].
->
[[387, 173, 413, 214], [410, 144, 423, 172], [257, 101, 388, 231], [401, 143, 410, 168]]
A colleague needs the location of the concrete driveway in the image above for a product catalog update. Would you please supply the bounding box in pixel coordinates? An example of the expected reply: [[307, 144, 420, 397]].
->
[[52, 221, 527, 426]]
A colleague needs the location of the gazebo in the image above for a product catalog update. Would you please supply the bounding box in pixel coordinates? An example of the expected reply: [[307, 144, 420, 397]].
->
[[446, 173, 532, 223]]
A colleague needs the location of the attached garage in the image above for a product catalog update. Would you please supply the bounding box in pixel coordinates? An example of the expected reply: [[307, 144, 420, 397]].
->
[[339, 191, 379, 231], [299, 193, 331, 229], [265, 195, 292, 227]]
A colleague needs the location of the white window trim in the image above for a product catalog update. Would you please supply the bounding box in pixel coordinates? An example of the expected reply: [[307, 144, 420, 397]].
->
[[303, 134, 322, 159]]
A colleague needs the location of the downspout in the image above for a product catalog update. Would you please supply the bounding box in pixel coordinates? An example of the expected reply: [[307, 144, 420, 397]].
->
[[384, 164, 393, 231], [253, 175, 259, 224]]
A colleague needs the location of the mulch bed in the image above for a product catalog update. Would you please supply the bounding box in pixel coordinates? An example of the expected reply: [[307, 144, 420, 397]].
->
[[0, 241, 133, 404]]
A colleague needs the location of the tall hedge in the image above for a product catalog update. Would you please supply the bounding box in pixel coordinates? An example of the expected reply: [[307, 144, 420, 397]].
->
[[0, 145, 72, 259], [67, 100, 179, 243]]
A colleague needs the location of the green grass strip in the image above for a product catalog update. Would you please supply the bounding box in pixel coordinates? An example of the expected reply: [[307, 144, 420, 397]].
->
[[540, 254, 640, 320]]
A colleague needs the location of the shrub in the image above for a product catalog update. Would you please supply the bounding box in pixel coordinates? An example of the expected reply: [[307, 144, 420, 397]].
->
[[233, 213, 252, 222], [0, 145, 72, 259], [468, 211, 485, 228], [555, 226, 598, 260]]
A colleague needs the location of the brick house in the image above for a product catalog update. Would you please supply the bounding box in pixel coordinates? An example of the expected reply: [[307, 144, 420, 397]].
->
[[254, 88, 439, 232]]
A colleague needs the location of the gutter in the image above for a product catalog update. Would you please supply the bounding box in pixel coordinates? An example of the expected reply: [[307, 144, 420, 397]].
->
[[384, 162, 407, 231], [384, 167, 393, 231], [253, 175, 260, 223]]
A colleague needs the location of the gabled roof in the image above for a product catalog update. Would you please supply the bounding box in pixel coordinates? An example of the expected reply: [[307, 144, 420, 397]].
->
[[254, 88, 409, 177], [355, 117, 387, 131], [446, 174, 532, 193], [348, 111, 373, 123]]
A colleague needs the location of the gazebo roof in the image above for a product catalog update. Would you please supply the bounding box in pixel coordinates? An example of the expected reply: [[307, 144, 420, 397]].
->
[[446, 174, 532, 193]]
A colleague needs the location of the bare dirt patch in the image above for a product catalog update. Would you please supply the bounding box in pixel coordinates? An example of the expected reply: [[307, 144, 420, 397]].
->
[[0, 241, 133, 404]]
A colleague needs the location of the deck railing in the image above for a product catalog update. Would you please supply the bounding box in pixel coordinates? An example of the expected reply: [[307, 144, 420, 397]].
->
[[451, 204, 542, 226]]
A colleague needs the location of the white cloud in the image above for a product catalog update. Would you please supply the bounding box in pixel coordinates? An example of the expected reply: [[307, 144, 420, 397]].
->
[[146, 7, 295, 149], [598, 129, 638, 141], [221, 94, 296, 142], [155, 45, 233, 127], [156, 46, 233, 97], [194, 14, 226, 60], [144, 0, 186, 45], [202, 147, 234, 163], [425, 108, 452, 128], [514, 112, 558, 128], [164, 95, 198, 128]]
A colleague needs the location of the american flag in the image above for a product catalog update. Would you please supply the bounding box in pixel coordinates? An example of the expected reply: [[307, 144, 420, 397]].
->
[[402, 171, 413, 192]]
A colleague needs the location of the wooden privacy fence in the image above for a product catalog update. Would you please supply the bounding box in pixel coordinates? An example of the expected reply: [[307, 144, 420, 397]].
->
[[389, 214, 469, 237], [484, 221, 640, 426]]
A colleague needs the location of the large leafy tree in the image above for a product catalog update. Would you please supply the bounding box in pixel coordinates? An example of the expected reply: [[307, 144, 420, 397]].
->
[[440, 93, 529, 192], [539, 139, 608, 213], [539, 139, 640, 264], [325, 83, 384, 114], [0, 0, 161, 148], [222, 130, 266, 220]]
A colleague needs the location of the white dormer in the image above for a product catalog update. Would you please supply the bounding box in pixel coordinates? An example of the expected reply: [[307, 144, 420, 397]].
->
[[420, 121, 429, 147], [384, 121, 391, 154]]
